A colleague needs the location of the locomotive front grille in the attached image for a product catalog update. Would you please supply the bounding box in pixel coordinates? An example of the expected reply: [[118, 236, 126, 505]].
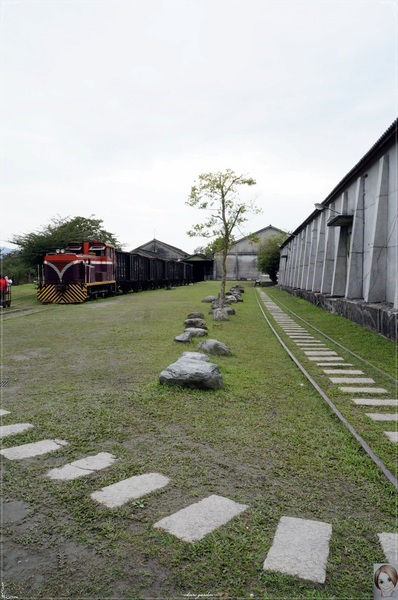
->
[[37, 284, 88, 304]]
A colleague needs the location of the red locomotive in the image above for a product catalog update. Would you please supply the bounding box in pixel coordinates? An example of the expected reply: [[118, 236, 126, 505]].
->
[[37, 241, 117, 303], [37, 241, 193, 304]]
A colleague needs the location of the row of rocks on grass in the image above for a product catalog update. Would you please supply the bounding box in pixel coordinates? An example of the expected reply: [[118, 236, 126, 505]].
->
[[200, 285, 245, 322], [159, 288, 244, 389]]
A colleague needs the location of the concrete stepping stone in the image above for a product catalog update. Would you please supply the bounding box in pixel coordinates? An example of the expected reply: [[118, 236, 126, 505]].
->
[[286, 332, 309, 335], [324, 369, 364, 375], [304, 351, 338, 356], [0, 439, 68, 460], [0, 409, 11, 416], [0, 423, 34, 438], [46, 452, 117, 480], [353, 399, 398, 406], [329, 377, 375, 384], [287, 336, 310, 338], [300, 348, 329, 352], [288, 334, 314, 337], [317, 363, 353, 367], [296, 342, 327, 350], [339, 387, 388, 394], [295, 342, 325, 345], [285, 333, 308, 335], [263, 516, 332, 583], [384, 432, 398, 442], [378, 533, 398, 563], [365, 413, 398, 421], [91, 473, 170, 508], [308, 356, 344, 362], [153, 494, 249, 542]]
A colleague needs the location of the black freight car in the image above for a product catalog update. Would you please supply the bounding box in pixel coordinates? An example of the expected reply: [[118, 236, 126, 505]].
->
[[115, 251, 140, 293]]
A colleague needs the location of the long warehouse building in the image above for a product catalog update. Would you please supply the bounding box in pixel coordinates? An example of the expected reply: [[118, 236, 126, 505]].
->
[[278, 118, 397, 341]]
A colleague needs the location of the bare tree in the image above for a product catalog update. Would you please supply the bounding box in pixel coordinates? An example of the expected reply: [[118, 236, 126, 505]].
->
[[186, 169, 260, 306]]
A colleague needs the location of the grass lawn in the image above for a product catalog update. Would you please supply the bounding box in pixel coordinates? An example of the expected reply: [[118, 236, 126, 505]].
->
[[1, 282, 397, 599]]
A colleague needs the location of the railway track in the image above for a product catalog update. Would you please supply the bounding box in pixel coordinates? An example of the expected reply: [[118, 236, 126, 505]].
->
[[256, 289, 398, 489]]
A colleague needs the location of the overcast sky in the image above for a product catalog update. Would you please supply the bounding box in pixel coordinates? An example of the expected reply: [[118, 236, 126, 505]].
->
[[1, 0, 397, 253]]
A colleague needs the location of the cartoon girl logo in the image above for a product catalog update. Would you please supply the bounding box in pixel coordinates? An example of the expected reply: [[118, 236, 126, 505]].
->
[[374, 564, 398, 598]]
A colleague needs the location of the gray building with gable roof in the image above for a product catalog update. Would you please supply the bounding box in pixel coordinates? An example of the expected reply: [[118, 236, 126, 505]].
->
[[213, 225, 286, 281]]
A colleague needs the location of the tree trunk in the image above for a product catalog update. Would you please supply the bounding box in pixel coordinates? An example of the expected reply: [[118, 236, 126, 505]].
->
[[220, 246, 228, 308]]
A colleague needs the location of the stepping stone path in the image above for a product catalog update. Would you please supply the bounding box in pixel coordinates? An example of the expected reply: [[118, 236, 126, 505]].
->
[[258, 290, 397, 446], [2, 294, 398, 587]]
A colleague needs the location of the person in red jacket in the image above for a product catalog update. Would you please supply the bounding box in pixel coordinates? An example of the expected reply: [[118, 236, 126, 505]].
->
[[0, 275, 7, 306], [0, 275, 7, 292]]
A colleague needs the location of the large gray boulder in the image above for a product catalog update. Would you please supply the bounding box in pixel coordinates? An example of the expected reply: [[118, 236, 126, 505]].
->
[[201, 296, 217, 303], [174, 332, 192, 343], [208, 306, 236, 315], [181, 351, 210, 361], [184, 318, 207, 329], [159, 357, 224, 389], [197, 339, 233, 356], [187, 312, 204, 319], [212, 308, 229, 321], [229, 285, 244, 294], [184, 327, 208, 338]]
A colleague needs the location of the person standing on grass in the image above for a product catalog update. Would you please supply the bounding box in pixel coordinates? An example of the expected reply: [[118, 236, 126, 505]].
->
[[0, 275, 7, 304]]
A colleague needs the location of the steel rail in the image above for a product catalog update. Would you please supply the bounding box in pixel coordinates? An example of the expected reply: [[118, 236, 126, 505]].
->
[[267, 295, 398, 386], [255, 292, 398, 490]]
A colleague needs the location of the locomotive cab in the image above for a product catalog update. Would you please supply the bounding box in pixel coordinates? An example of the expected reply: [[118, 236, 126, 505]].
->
[[38, 241, 117, 303]]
